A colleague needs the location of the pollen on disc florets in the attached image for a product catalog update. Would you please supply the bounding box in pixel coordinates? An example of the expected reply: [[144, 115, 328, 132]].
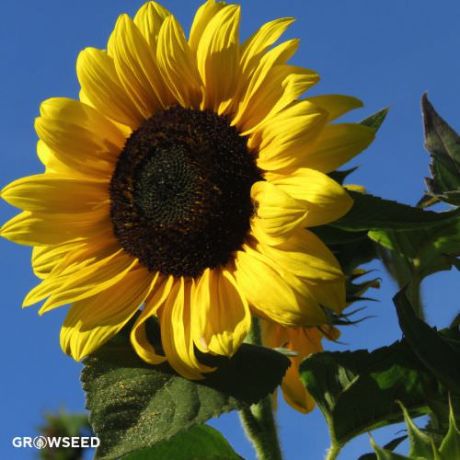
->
[[110, 106, 262, 278]]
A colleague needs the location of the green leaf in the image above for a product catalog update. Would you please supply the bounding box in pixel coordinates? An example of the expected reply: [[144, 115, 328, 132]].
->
[[439, 400, 460, 459], [82, 325, 289, 459], [299, 340, 433, 447], [421, 93, 460, 206], [394, 289, 460, 394], [369, 216, 460, 282], [368, 213, 460, 319], [122, 425, 242, 460], [333, 191, 456, 232], [361, 108, 389, 131]]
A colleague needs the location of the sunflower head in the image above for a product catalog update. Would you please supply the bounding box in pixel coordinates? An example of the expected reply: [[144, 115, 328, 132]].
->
[[0, 0, 375, 380]]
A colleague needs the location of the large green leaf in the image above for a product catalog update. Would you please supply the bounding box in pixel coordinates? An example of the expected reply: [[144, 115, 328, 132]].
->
[[420, 93, 460, 207], [122, 425, 242, 460], [82, 324, 289, 459], [394, 290, 460, 394], [300, 288, 460, 452], [372, 219, 460, 279], [368, 206, 460, 319], [299, 340, 435, 446], [333, 191, 458, 232]]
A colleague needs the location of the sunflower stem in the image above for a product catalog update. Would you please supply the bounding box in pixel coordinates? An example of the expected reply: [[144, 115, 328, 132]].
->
[[239, 318, 283, 460], [324, 443, 341, 460]]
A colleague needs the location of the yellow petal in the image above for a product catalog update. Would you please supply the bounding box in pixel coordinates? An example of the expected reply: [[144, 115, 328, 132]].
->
[[255, 101, 328, 171], [130, 274, 175, 365], [235, 65, 319, 134], [77, 47, 144, 128], [36, 140, 87, 177], [300, 123, 375, 173], [251, 181, 307, 241], [240, 17, 295, 78], [304, 278, 346, 314], [157, 16, 202, 107], [35, 98, 124, 177], [307, 94, 363, 121], [109, 14, 173, 117], [159, 277, 214, 380], [39, 254, 137, 314], [233, 39, 300, 129], [1, 174, 108, 213], [281, 357, 315, 413], [258, 228, 344, 281], [260, 66, 319, 123], [37, 97, 125, 151], [196, 5, 241, 113], [133, 1, 171, 49], [0, 209, 109, 246], [234, 245, 327, 326], [288, 327, 324, 356], [39, 230, 118, 279], [267, 167, 353, 227], [192, 268, 251, 357], [32, 240, 86, 280], [23, 249, 134, 309], [259, 318, 288, 349], [60, 266, 153, 360], [189, 0, 227, 54]]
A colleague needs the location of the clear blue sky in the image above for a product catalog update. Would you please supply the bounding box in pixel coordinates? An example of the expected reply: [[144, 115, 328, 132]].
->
[[1, 1, 460, 459]]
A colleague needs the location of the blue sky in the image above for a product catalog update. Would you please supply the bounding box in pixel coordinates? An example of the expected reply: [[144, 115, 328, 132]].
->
[[1, 1, 460, 459]]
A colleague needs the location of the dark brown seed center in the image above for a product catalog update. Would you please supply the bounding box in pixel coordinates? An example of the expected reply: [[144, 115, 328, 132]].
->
[[109, 106, 262, 278]]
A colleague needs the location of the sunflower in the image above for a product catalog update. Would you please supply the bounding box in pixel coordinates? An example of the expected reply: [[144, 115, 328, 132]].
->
[[261, 320, 339, 413], [0, 0, 374, 379]]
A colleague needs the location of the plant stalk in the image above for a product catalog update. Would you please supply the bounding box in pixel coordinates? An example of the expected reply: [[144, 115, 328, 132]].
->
[[324, 443, 341, 460], [239, 318, 283, 460]]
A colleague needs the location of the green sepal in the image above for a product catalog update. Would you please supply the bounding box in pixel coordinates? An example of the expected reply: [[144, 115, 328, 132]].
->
[[361, 108, 389, 131], [439, 400, 460, 459], [369, 436, 410, 460], [397, 402, 436, 459]]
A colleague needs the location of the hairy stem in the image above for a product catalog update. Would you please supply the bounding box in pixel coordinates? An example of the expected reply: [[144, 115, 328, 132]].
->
[[324, 443, 341, 460], [239, 318, 283, 460]]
